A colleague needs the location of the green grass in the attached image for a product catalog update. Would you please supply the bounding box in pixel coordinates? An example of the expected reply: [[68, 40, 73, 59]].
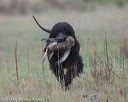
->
[[0, 7, 128, 102]]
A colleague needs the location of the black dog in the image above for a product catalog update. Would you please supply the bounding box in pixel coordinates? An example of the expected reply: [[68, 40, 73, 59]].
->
[[33, 16, 83, 90]]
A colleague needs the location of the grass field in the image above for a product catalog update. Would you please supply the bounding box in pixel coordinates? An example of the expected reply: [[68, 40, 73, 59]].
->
[[0, 6, 128, 102]]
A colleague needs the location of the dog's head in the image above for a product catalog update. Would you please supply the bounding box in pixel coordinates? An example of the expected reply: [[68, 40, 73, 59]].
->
[[49, 22, 75, 42], [33, 16, 76, 43]]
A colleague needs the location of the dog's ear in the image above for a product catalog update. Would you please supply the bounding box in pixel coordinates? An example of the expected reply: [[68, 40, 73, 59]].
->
[[33, 16, 51, 34]]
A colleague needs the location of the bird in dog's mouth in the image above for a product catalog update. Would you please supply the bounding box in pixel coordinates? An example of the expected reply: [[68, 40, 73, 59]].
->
[[42, 36, 75, 64]]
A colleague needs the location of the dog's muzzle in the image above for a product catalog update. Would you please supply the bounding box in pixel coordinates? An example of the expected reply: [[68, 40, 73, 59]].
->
[[56, 33, 67, 42]]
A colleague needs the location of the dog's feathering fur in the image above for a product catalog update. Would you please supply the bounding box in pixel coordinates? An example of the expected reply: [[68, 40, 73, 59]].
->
[[33, 16, 84, 90]]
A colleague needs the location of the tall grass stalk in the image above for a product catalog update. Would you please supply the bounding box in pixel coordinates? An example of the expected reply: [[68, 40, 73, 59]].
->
[[104, 30, 111, 84], [14, 40, 20, 93]]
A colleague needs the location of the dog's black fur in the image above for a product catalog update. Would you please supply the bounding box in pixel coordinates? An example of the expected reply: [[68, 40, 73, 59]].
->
[[33, 16, 84, 90]]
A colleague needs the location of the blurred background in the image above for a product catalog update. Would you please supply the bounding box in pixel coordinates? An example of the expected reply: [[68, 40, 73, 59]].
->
[[0, 0, 128, 102], [0, 0, 128, 14]]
